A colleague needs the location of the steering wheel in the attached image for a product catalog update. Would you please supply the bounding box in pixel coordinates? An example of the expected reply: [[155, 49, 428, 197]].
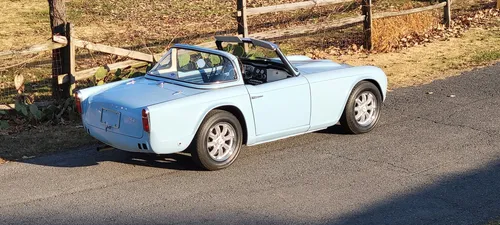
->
[[207, 59, 240, 83], [222, 64, 235, 78]]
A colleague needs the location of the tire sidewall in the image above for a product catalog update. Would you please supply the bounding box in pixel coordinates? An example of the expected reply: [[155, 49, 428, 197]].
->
[[194, 111, 243, 170]]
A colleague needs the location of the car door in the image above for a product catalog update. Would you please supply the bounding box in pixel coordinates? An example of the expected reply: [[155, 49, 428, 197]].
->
[[245, 75, 311, 136]]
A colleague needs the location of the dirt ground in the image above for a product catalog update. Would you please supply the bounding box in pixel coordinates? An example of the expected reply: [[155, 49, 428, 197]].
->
[[0, 122, 98, 162]]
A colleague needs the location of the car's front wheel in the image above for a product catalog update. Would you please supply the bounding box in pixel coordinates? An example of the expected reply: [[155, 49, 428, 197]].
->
[[340, 81, 382, 134], [191, 110, 243, 170]]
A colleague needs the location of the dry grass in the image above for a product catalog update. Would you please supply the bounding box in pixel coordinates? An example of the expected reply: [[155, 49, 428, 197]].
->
[[336, 25, 500, 88], [372, 11, 439, 52], [0, 0, 50, 51], [0, 52, 53, 104]]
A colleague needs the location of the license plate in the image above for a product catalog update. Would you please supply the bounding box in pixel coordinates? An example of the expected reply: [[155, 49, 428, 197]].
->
[[101, 108, 121, 129]]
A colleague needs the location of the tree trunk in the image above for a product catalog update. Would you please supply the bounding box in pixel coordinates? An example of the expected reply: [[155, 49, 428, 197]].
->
[[48, 0, 68, 99], [236, 0, 248, 38], [48, 0, 66, 35]]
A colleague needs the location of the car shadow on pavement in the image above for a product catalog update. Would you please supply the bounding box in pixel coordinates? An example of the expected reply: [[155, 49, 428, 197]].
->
[[117, 151, 201, 171], [17, 124, 350, 170], [317, 124, 350, 135], [20, 148, 202, 171], [328, 159, 500, 225]]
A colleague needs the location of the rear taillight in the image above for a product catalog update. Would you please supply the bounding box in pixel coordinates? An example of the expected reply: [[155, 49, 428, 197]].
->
[[142, 109, 150, 133], [75, 92, 82, 114]]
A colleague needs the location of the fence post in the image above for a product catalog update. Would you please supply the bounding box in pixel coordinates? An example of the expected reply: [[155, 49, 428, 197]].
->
[[52, 23, 73, 99], [65, 23, 76, 97], [362, 0, 373, 50], [48, 0, 70, 99], [444, 0, 451, 28], [236, 0, 249, 38]]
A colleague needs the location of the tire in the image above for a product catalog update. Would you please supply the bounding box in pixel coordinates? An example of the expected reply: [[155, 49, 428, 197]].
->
[[191, 110, 243, 170], [340, 81, 382, 134]]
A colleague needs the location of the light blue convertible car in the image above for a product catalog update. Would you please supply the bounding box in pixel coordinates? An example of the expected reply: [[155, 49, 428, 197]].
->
[[76, 36, 387, 170]]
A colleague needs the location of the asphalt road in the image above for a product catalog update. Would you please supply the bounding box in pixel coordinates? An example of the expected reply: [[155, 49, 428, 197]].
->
[[1, 63, 499, 225]]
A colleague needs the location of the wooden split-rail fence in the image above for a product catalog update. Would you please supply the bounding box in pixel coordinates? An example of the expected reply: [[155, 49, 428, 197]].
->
[[0, 0, 452, 104]]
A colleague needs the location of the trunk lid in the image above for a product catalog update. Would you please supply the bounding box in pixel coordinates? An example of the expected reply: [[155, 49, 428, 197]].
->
[[84, 77, 205, 138]]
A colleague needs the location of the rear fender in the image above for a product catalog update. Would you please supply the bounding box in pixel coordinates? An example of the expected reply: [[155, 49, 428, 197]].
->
[[146, 86, 255, 154]]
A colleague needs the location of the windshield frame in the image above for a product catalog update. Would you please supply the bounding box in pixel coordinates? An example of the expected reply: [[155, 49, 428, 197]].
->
[[146, 45, 243, 88], [215, 36, 300, 76]]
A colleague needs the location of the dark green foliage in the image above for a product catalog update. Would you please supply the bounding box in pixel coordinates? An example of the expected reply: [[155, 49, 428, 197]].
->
[[94, 66, 109, 86], [10, 98, 79, 126], [0, 110, 8, 130], [92, 66, 146, 85], [146, 63, 154, 72]]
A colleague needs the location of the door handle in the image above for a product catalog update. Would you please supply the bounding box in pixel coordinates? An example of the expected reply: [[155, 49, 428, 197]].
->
[[251, 95, 263, 99]]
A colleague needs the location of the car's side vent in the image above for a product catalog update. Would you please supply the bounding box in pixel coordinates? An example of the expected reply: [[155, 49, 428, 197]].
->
[[138, 143, 142, 150], [142, 143, 148, 150]]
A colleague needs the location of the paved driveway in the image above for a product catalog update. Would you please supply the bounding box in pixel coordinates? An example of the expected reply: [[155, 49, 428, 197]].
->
[[1, 63, 499, 225]]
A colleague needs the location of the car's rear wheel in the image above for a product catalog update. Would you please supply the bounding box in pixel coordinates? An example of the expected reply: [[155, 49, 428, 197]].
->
[[191, 110, 243, 170], [340, 81, 382, 134]]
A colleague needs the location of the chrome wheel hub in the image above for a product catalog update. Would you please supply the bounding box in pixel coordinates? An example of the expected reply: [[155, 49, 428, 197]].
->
[[207, 122, 236, 162], [354, 91, 377, 126]]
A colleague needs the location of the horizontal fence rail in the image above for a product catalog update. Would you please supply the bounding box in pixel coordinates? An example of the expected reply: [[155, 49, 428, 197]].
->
[[250, 15, 365, 40], [72, 59, 149, 82], [373, 2, 447, 19], [245, 0, 355, 16], [0, 36, 67, 58], [73, 39, 155, 62]]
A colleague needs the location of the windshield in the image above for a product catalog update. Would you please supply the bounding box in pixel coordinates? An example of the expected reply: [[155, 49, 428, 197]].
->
[[221, 43, 279, 62], [148, 48, 237, 84]]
